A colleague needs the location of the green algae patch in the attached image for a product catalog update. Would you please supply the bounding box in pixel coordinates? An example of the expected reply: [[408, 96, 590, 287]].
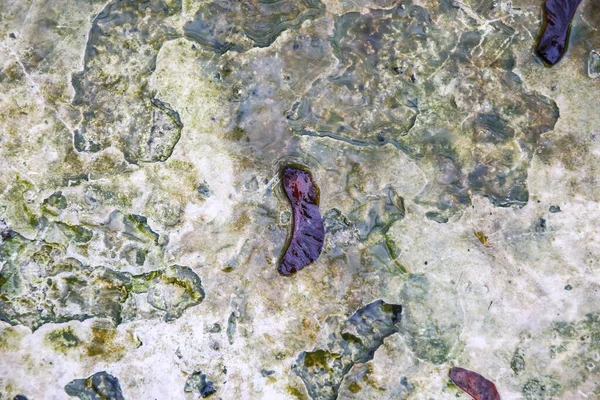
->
[[41, 191, 67, 216], [286, 385, 308, 400], [130, 265, 205, 321], [511, 348, 526, 374], [474, 231, 490, 247], [0, 177, 40, 233], [0, 326, 25, 351], [86, 322, 123, 358], [303, 350, 341, 370], [56, 222, 93, 244], [125, 214, 160, 245], [348, 382, 362, 393], [45, 326, 81, 354], [227, 312, 237, 345]]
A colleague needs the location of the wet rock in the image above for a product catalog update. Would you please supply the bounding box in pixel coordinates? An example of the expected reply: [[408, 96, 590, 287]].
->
[[41, 191, 67, 216], [361, 236, 408, 275], [197, 183, 212, 199], [72, 0, 183, 163], [522, 376, 561, 400], [184, 371, 216, 398], [322, 208, 355, 252], [425, 212, 449, 224], [541, 313, 600, 391], [350, 186, 405, 242], [221, 239, 254, 272], [294, 300, 402, 400], [227, 312, 237, 344], [0, 228, 204, 330], [289, 2, 558, 216], [399, 274, 461, 364], [589, 50, 600, 79], [511, 348, 525, 374], [65, 371, 125, 400], [323, 209, 351, 236], [196, 30, 336, 161], [98, 210, 162, 269], [183, 0, 324, 53], [279, 166, 325, 275]]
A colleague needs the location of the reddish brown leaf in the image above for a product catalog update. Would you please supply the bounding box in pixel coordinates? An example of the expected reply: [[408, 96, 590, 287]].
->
[[450, 367, 501, 400]]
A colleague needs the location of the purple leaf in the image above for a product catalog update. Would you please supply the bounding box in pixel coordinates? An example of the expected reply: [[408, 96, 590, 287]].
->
[[536, 0, 582, 65], [279, 166, 325, 275]]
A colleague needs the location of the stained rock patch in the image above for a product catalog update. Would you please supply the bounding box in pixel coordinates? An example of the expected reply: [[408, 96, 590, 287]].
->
[[294, 300, 402, 399]]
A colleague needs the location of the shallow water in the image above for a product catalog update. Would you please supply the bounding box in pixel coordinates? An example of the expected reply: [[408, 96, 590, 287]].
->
[[0, 0, 599, 399]]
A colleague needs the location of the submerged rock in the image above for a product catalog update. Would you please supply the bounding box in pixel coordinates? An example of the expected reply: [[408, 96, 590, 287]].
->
[[184, 0, 324, 53], [288, 2, 559, 217], [294, 300, 402, 399], [72, 0, 183, 163], [65, 371, 125, 400], [0, 227, 204, 330], [184, 371, 217, 398], [522, 376, 562, 400], [399, 275, 462, 364], [589, 50, 600, 79]]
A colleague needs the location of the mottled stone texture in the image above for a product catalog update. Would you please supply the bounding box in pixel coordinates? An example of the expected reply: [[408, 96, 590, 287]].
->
[[72, 0, 183, 163], [0, 225, 204, 330], [1, 0, 600, 398], [294, 300, 402, 399]]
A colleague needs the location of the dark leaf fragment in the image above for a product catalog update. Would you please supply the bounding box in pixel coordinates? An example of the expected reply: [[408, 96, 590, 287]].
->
[[450, 367, 501, 400], [279, 166, 325, 275], [536, 0, 582, 65]]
